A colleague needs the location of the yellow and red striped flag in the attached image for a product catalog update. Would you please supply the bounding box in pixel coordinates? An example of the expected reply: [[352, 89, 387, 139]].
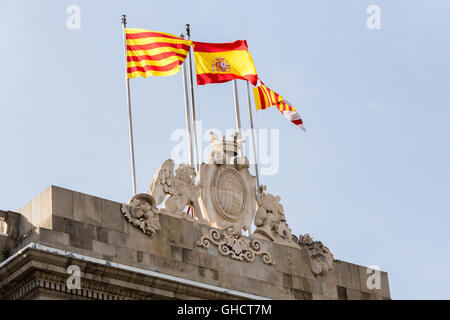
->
[[125, 28, 192, 78], [253, 81, 306, 131]]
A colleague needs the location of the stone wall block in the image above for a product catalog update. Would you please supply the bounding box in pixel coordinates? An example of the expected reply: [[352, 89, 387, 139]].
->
[[31, 191, 42, 228], [198, 265, 219, 282], [335, 260, 362, 290], [272, 243, 295, 274], [149, 239, 172, 259], [101, 199, 124, 233], [170, 245, 183, 262], [51, 186, 73, 220], [302, 277, 324, 296], [69, 234, 93, 251], [321, 276, 339, 299], [17, 202, 33, 236], [263, 264, 283, 285], [40, 186, 53, 229], [293, 288, 313, 300], [175, 260, 198, 277], [129, 234, 153, 254], [197, 252, 226, 272], [158, 214, 183, 245], [223, 258, 247, 277], [92, 240, 117, 258], [39, 228, 70, 247], [181, 247, 199, 265], [358, 265, 391, 299], [106, 229, 130, 248]]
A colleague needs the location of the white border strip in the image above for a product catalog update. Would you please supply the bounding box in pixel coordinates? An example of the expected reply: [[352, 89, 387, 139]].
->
[[0, 242, 270, 300]]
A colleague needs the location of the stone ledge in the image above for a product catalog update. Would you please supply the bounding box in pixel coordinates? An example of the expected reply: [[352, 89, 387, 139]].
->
[[0, 243, 269, 300]]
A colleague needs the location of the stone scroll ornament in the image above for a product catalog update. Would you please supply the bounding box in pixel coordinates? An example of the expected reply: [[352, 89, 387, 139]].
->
[[121, 193, 161, 236], [252, 185, 298, 248], [197, 227, 273, 265], [298, 234, 334, 276]]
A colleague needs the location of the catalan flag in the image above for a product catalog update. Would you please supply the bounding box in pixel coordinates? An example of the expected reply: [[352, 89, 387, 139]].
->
[[193, 40, 258, 85], [253, 82, 306, 131], [125, 29, 192, 78]]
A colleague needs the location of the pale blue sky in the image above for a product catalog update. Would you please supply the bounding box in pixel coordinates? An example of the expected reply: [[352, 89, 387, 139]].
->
[[1, 0, 449, 299]]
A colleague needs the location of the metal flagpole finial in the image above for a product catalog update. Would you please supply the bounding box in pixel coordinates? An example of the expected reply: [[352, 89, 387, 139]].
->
[[185, 24, 191, 38], [121, 15, 127, 26]]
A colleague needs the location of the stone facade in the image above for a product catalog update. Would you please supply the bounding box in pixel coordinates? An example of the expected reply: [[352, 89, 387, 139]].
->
[[0, 186, 391, 300]]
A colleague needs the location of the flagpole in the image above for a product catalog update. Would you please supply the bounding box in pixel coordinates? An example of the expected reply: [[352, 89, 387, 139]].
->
[[180, 34, 194, 167], [121, 15, 137, 195], [185, 24, 200, 171], [246, 81, 260, 188], [233, 80, 245, 157]]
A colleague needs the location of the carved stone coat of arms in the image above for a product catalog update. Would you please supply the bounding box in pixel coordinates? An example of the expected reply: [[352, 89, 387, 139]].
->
[[198, 131, 256, 233]]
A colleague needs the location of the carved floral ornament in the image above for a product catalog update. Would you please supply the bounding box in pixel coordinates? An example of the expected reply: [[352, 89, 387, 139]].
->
[[120, 132, 334, 273]]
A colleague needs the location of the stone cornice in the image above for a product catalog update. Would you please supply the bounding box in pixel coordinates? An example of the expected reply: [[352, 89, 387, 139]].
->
[[0, 243, 270, 300]]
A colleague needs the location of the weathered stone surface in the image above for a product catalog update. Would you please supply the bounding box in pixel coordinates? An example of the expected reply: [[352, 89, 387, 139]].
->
[[170, 245, 183, 262], [293, 288, 313, 300], [17, 186, 53, 231], [335, 260, 362, 291], [321, 276, 339, 299], [198, 265, 219, 281], [358, 265, 391, 299], [51, 186, 74, 221], [73, 191, 102, 226], [101, 199, 123, 233], [69, 234, 93, 251], [337, 285, 348, 300], [181, 247, 198, 265], [39, 228, 70, 247]]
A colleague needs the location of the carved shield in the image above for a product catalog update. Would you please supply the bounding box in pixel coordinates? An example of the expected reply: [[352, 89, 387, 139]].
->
[[198, 163, 256, 233]]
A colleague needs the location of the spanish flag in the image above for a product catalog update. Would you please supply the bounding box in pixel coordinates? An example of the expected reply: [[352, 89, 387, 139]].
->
[[253, 82, 306, 131], [193, 40, 258, 85], [126, 29, 192, 78]]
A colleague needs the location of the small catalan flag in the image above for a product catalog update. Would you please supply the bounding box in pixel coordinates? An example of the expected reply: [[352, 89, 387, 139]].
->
[[253, 81, 306, 131], [125, 29, 192, 78]]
